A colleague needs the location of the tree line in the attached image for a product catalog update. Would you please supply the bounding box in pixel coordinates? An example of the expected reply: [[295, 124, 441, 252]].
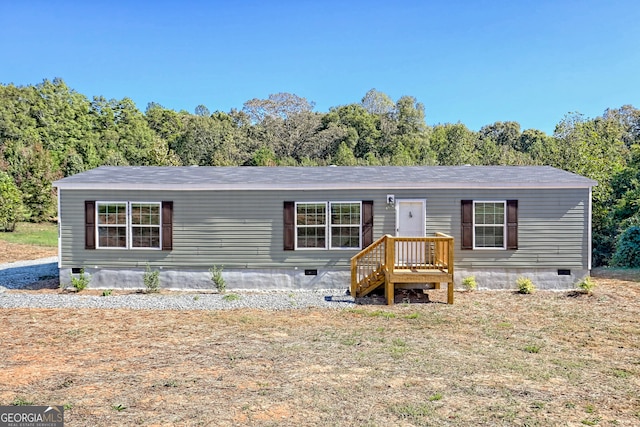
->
[[1, 78, 639, 266]]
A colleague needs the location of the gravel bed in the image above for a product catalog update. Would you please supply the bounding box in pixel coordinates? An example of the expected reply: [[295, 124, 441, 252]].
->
[[0, 257, 356, 310], [0, 257, 59, 289], [0, 291, 355, 310]]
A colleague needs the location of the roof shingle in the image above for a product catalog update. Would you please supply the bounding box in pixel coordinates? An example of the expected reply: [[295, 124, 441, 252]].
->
[[53, 165, 597, 190]]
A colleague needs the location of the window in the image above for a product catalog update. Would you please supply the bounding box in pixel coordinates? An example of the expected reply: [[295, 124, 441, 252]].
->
[[296, 202, 327, 249], [474, 201, 505, 249], [131, 203, 161, 248], [294, 201, 362, 250], [461, 200, 517, 250], [97, 202, 127, 248], [96, 202, 162, 249], [330, 202, 361, 249]]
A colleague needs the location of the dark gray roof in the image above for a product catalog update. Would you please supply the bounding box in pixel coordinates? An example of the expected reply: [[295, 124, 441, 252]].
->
[[53, 165, 597, 190]]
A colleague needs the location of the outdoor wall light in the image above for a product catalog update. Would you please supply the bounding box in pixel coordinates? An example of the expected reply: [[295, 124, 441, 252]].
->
[[386, 194, 395, 208]]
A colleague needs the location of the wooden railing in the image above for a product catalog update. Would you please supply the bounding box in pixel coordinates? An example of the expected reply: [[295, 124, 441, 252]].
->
[[351, 233, 455, 304]]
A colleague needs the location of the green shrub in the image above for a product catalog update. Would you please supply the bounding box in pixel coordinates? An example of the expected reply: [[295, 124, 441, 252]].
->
[[612, 226, 640, 267], [71, 269, 90, 291], [210, 265, 226, 293], [462, 276, 477, 291], [516, 277, 535, 294], [143, 264, 160, 293], [577, 276, 597, 295]]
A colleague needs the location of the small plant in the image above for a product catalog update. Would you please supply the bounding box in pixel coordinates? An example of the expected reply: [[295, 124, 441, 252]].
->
[[577, 276, 597, 295], [390, 402, 432, 419], [112, 403, 127, 412], [71, 268, 90, 291], [524, 344, 542, 353], [369, 310, 397, 319], [428, 392, 443, 401], [101, 289, 112, 297], [143, 264, 160, 293], [462, 276, 477, 291], [531, 401, 545, 410], [12, 397, 34, 406], [516, 277, 535, 294], [222, 293, 240, 302], [210, 265, 226, 293], [612, 368, 629, 378]]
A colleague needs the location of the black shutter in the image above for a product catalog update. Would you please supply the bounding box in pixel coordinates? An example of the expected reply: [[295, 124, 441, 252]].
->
[[362, 200, 374, 248], [461, 200, 473, 250], [85, 201, 95, 249], [283, 201, 295, 250], [162, 201, 173, 251], [506, 200, 518, 250]]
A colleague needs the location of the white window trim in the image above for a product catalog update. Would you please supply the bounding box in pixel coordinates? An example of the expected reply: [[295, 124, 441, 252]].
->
[[329, 201, 362, 250], [294, 201, 362, 250], [96, 201, 128, 250], [294, 201, 328, 250], [95, 201, 162, 250], [129, 201, 162, 250], [472, 200, 507, 250]]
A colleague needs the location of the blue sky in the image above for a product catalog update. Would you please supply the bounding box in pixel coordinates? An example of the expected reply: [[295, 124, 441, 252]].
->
[[1, 0, 638, 134]]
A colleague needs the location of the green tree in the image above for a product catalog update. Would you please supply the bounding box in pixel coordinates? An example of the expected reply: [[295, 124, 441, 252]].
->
[[0, 170, 23, 231], [333, 141, 358, 165], [478, 121, 521, 150], [173, 111, 246, 166], [430, 123, 477, 165], [361, 88, 395, 116], [145, 102, 185, 152], [611, 226, 640, 267], [242, 93, 315, 124], [551, 112, 630, 265], [3, 141, 60, 221], [323, 104, 381, 159]]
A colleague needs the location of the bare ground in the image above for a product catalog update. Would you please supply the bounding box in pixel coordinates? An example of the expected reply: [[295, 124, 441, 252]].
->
[[0, 250, 638, 426], [0, 240, 57, 264]]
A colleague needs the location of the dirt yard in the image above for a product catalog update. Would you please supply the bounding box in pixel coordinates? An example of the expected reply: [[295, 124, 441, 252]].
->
[[0, 240, 57, 263], [0, 250, 638, 426]]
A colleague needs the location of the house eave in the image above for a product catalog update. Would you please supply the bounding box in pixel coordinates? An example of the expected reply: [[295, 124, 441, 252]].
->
[[53, 182, 597, 191]]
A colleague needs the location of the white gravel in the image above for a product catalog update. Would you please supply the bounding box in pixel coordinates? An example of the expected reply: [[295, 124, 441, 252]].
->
[[0, 257, 356, 310]]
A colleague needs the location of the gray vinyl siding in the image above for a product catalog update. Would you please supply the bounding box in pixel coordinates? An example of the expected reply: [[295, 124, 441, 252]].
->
[[425, 189, 590, 269], [59, 187, 590, 271]]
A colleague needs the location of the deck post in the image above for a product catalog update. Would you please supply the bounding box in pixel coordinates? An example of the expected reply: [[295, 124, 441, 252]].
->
[[385, 235, 395, 305], [447, 238, 455, 304], [350, 258, 357, 297]]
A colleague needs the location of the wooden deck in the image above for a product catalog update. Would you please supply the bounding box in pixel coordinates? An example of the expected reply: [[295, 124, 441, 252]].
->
[[351, 234, 455, 304]]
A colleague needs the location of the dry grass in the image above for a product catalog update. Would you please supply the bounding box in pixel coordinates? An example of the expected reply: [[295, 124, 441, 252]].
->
[[0, 271, 638, 426], [0, 240, 57, 263]]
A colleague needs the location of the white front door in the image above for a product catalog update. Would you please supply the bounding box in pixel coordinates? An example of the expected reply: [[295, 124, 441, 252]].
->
[[396, 199, 426, 266], [396, 199, 426, 237]]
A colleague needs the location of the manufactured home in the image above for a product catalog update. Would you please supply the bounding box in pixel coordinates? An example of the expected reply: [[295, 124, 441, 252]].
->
[[53, 165, 596, 303]]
